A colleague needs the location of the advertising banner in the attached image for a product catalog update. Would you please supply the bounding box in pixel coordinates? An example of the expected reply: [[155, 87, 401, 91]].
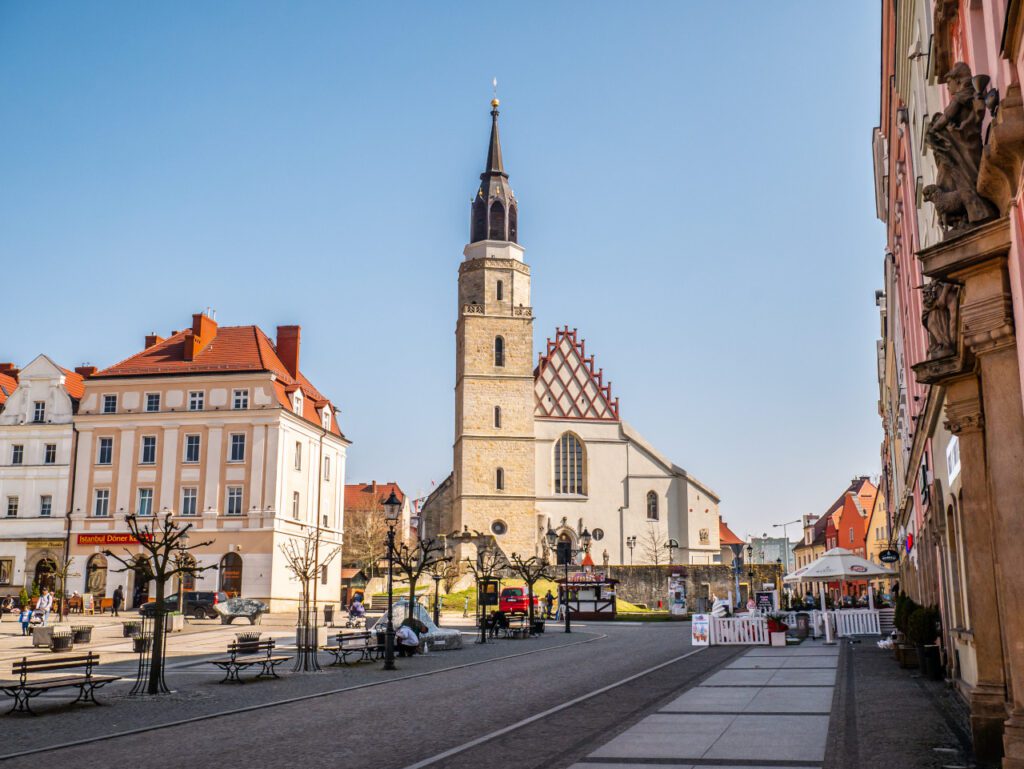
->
[[691, 613, 710, 645]]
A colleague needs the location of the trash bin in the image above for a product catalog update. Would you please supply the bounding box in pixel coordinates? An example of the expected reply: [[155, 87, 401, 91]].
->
[[323, 604, 335, 626], [795, 612, 810, 640]]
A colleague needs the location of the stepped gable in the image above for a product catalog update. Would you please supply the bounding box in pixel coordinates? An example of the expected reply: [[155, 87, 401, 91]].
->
[[534, 327, 619, 420]]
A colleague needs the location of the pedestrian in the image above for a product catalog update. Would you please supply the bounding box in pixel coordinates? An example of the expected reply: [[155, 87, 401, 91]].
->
[[35, 588, 53, 626], [112, 585, 123, 617], [462, 595, 470, 618], [396, 619, 422, 657], [18, 605, 31, 636], [544, 590, 554, 619]]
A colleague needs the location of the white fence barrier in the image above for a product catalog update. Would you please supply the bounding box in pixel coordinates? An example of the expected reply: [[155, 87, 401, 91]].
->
[[710, 616, 768, 645], [833, 609, 881, 636]]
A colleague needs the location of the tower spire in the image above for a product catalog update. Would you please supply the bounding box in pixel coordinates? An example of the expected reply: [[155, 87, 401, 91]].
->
[[471, 92, 517, 244], [485, 98, 505, 175]]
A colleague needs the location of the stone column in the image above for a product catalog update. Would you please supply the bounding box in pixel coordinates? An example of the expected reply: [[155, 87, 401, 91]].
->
[[944, 376, 1008, 763]]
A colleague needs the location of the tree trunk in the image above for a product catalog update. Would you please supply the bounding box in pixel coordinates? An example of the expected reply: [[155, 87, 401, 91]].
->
[[148, 575, 165, 695], [527, 580, 535, 629], [408, 577, 418, 625]]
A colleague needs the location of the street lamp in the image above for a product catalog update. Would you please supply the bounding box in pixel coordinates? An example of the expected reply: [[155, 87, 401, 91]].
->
[[746, 543, 754, 604], [431, 572, 442, 626], [547, 524, 590, 634], [772, 519, 801, 573], [382, 490, 401, 671], [626, 536, 636, 565], [177, 527, 190, 624]]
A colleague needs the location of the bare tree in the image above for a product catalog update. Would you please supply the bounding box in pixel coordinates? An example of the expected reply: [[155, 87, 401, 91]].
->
[[435, 559, 461, 594], [641, 524, 667, 566], [392, 537, 449, 620], [104, 513, 213, 695], [342, 505, 389, 577], [507, 553, 554, 628], [279, 530, 342, 611]]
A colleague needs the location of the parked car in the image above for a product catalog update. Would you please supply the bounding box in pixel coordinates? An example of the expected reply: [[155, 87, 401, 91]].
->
[[499, 587, 538, 615], [139, 591, 228, 619]]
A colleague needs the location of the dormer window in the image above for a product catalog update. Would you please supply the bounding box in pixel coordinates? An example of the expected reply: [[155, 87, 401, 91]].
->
[[322, 408, 331, 431], [293, 391, 303, 415], [33, 402, 45, 423]]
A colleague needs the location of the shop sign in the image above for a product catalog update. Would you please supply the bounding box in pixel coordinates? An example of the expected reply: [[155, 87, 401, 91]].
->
[[879, 549, 900, 564], [30, 540, 66, 550], [76, 533, 146, 546], [905, 533, 914, 553], [569, 571, 604, 582], [849, 565, 868, 574], [691, 614, 710, 646], [755, 590, 777, 613]]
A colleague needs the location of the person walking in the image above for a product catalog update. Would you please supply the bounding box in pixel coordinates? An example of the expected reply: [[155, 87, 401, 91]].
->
[[18, 605, 32, 636], [112, 585, 123, 617], [35, 588, 53, 626], [544, 590, 555, 619]]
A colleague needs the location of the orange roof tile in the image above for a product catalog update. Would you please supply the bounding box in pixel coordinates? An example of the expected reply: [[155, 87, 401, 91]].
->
[[719, 520, 744, 546], [345, 482, 405, 512], [58, 368, 85, 400], [0, 372, 17, 406]]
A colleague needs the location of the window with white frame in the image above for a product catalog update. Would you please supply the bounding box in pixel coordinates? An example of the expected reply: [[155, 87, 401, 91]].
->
[[102, 394, 117, 414], [294, 442, 302, 470], [181, 487, 197, 516], [137, 488, 154, 516], [184, 434, 200, 463], [6, 497, 17, 518], [322, 409, 331, 431], [145, 393, 160, 412], [226, 487, 243, 516], [93, 489, 110, 517], [97, 438, 113, 466], [44, 444, 56, 464], [292, 491, 301, 518], [140, 435, 157, 464], [229, 433, 246, 462], [40, 495, 52, 517], [33, 402, 45, 423], [188, 391, 204, 411], [233, 389, 249, 410], [11, 445, 23, 465]]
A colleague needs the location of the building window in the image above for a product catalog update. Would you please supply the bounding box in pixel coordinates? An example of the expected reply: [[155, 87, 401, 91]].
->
[[97, 438, 113, 466], [226, 487, 243, 516], [292, 491, 301, 518], [6, 497, 17, 518], [233, 389, 249, 410], [145, 393, 160, 412], [494, 336, 505, 367], [189, 391, 204, 411], [322, 409, 331, 431], [494, 406, 501, 428], [496, 280, 504, 301], [0, 559, 12, 585], [324, 456, 330, 481], [137, 488, 154, 516], [321, 564, 328, 586], [44, 444, 56, 464], [496, 467, 505, 491], [229, 434, 246, 462], [181, 487, 197, 516], [647, 491, 659, 521], [592, 527, 604, 541], [40, 495, 52, 517], [11, 445, 23, 465], [102, 395, 117, 414], [93, 489, 110, 517], [184, 435, 200, 463], [295, 442, 302, 471], [33, 402, 45, 423], [293, 391, 303, 414], [554, 432, 585, 495], [140, 435, 157, 465]]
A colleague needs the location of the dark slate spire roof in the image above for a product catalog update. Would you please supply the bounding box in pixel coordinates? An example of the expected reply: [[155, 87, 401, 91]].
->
[[485, 101, 506, 177], [471, 99, 518, 244]]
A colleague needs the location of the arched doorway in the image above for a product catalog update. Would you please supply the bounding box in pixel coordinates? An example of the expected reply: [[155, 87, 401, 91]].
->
[[85, 554, 108, 597], [131, 556, 152, 608], [33, 558, 57, 592], [219, 553, 242, 597]]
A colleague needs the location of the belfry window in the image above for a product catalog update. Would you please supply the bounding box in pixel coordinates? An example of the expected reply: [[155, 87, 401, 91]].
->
[[489, 200, 506, 240], [508, 204, 518, 243], [496, 467, 505, 491], [494, 336, 505, 367], [554, 433, 586, 495]]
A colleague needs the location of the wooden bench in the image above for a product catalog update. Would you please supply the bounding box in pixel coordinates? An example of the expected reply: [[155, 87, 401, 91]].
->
[[1, 653, 120, 715], [209, 639, 291, 684], [322, 632, 383, 666]]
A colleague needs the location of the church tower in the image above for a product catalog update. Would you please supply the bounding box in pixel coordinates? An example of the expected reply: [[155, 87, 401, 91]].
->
[[452, 98, 537, 556]]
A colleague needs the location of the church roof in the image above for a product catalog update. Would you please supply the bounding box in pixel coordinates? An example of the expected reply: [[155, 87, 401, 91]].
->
[[534, 327, 619, 421], [719, 519, 744, 546]]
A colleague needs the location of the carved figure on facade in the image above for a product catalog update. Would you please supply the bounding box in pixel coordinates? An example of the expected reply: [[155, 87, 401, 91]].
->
[[924, 62, 998, 237], [921, 280, 960, 360]]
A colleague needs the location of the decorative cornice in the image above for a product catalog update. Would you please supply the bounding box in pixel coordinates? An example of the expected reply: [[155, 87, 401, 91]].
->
[[916, 216, 1011, 279], [978, 84, 1024, 215], [962, 292, 1016, 354], [944, 391, 984, 435]]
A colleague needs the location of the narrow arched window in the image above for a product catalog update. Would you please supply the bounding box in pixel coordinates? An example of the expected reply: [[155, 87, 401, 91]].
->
[[494, 405, 501, 428], [554, 433, 586, 495], [496, 280, 504, 301], [494, 336, 505, 367], [647, 491, 659, 520], [496, 467, 505, 490], [472, 198, 487, 242], [489, 200, 506, 240], [508, 203, 518, 243]]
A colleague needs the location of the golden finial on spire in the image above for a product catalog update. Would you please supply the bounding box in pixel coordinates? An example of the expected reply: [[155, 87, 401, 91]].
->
[[491, 77, 499, 108]]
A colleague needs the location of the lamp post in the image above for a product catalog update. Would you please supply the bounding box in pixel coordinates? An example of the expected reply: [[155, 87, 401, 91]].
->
[[626, 536, 636, 565], [177, 528, 190, 624], [382, 490, 401, 671], [772, 518, 801, 573], [746, 543, 754, 607], [432, 572, 442, 626], [547, 525, 590, 633]]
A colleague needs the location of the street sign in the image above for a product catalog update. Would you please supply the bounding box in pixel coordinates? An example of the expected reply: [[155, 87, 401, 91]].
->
[[879, 549, 900, 564]]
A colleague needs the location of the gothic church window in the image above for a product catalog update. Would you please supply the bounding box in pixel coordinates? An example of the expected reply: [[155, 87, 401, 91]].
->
[[647, 491, 659, 520], [494, 336, 505, 367], [489, 200, 505, 240], [554, 433, 586, 495]]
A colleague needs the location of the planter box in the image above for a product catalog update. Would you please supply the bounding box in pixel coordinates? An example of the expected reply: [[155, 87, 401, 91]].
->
[[122, 622, 142, 638], [770, 631, 787, 647], [49, 633, 74, 653], [897, 643, 919, 669], [165, 613, 184, 633], [31, 625, 71, 648]]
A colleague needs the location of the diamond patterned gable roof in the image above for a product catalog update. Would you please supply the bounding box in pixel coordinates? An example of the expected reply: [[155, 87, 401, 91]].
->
[[534, 327, 619, 420]]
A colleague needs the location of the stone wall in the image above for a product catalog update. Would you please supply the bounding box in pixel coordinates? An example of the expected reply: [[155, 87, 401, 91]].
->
[[610, 564, 785, 609]]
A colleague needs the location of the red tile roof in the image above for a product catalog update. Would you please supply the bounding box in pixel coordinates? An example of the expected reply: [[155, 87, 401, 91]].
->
[[344, 482, 405, 512], [719, 520, 744, 546], [0, 373, 16, 407], [94, 323, 343, 437], [58, 368, 85, 400]]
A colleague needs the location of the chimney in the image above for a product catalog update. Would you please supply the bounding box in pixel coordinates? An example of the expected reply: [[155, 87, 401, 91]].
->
[[184, 311, 218, 361], [74, 366, 97, 379], [145, 333, 165, 349], [0, 363, 19, 382], [276, 325, 301, 378]]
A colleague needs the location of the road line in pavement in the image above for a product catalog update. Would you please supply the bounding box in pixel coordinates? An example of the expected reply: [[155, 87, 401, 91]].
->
[[399, 646, 708, 769], [0, 631, 608, 761]]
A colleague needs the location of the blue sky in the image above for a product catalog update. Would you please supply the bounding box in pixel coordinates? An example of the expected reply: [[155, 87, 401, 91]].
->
[[0, 2, 883, 540]]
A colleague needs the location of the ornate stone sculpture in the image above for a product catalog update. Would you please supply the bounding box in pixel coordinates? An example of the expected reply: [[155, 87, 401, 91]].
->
[[921, 280, 960, 359], [924, 62, 998, 237]]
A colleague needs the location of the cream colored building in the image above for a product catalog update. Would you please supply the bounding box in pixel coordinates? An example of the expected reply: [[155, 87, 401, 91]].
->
[[421, 102, 721, 564], [68, 313, 348, 611]]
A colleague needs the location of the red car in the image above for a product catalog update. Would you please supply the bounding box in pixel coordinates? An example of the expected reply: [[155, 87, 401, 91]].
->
[[499, 587, 539, 615]]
